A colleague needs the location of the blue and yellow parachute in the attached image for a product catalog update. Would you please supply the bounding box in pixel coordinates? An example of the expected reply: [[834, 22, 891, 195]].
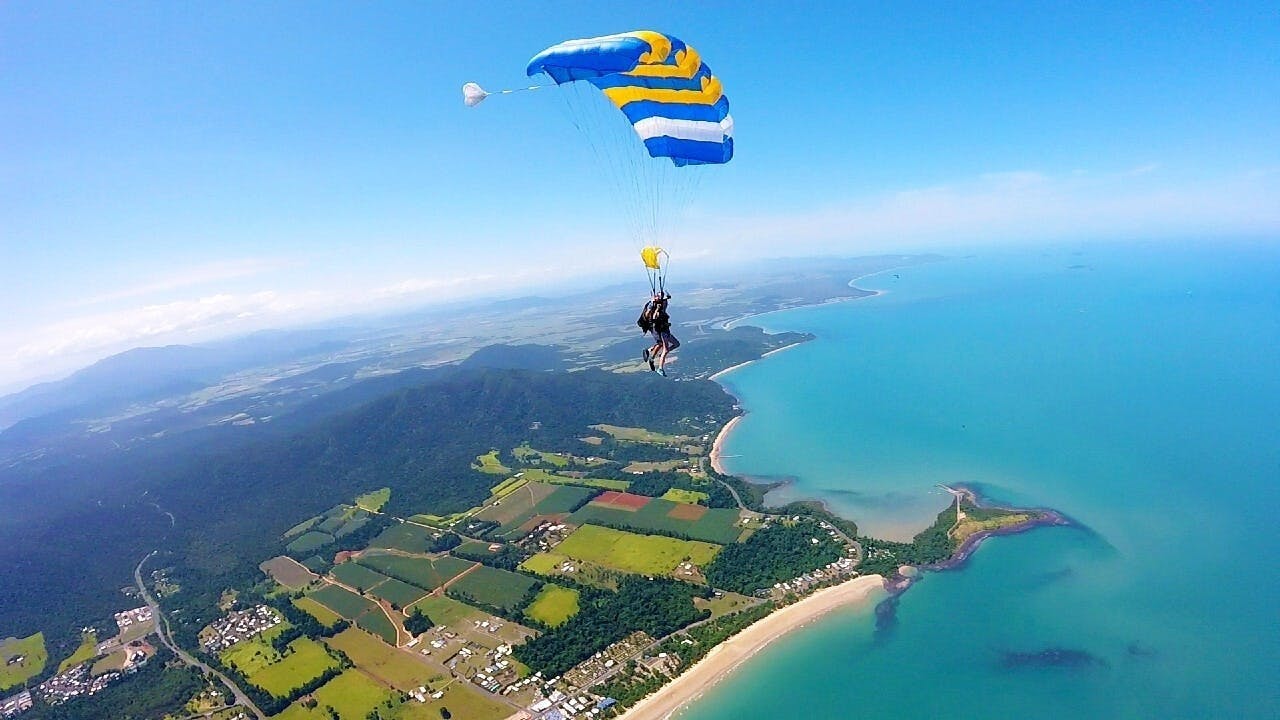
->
[[465, 31, 732, 293], [525, 31, 733, 167]]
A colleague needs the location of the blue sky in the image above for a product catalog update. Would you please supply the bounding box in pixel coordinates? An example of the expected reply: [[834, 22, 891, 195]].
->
[[2, 1, 1277, 390]]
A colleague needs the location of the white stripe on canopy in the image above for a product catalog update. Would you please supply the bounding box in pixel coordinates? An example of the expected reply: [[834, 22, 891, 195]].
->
[[632, 115, 734, 143]]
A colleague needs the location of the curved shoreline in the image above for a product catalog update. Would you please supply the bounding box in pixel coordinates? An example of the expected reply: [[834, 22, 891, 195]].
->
[[616, 575, 887, 720]]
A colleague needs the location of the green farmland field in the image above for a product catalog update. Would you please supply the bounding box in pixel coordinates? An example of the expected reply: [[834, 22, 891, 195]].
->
[[519, 467, 629, 491], [285, 531, 333, 555], [446, 565, 539, 612], [358, 554, 474, 590], [309, 584, 377, 620], [368, 523, 437, 554], [524, 585, 579, 627], [330, 561, 392, 592], [0, 633, 47, 691], [324, 628, 436, 691], [292, 597, 342, 628], [275, 669, 392, 720], [409, 596, 485, 628], [661, 488, 710, 504], [553, 524, 721, 575], [367, 577, 428, 609], [245, 638, 338, 698], [355, 610, 399, 645], [474, 450, 512, 475], [570, 497, 742, 544]]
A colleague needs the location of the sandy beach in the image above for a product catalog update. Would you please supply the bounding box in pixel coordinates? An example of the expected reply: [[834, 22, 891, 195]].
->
[[617, 574, 887, 720], [708, 415, 742, 475]]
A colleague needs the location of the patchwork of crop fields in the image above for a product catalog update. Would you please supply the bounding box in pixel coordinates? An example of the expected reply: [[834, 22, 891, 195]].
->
[[552, 524, 721, 575], [292, 597, 342, 628], [366, 577, 428, 608], [358, 554, 474, 590], [446, 566, 539, 611], [518, 467, 629, 491], [475, 482, 598, 539], [330, 561, 392, 592], [308, 584, 377, 620], [570, 497, 742, 544], [275, 669, 391, 720], [241, 637, 338, 698]]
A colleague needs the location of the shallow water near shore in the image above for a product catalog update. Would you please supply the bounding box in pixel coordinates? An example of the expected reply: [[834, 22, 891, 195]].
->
[[689, 241, 1280, 719]]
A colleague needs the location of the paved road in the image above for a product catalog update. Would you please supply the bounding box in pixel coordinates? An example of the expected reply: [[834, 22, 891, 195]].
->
[[134, 551, 265, 720]]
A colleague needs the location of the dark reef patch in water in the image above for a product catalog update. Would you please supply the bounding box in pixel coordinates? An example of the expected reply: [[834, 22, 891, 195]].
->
[[999, 647, 1108, 671], [872, 594, 899, 642]]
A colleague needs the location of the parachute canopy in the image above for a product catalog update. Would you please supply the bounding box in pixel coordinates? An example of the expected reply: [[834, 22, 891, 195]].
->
[[526, 31, 733, 166], [640, 246, 666, 271], [462, 82, 488, 107]]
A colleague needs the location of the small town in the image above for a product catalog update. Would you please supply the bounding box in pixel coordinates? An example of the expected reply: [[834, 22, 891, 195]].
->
[[200, 604, 284, 653]]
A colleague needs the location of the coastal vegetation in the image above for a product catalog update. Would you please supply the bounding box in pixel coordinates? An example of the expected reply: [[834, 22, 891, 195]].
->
[[704, 522, 844, 594]]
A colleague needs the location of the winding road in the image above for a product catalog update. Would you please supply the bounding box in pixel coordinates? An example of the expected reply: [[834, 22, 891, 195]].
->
[[134, 551, 265, 720]]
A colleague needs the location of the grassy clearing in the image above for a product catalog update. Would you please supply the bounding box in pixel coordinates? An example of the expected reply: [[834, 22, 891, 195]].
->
[[570, 497, 742, 544], [589, 424, 692, 444], [661, 488, 710, 504], [694, 591, 760, 619], [309, 584, 377, 620], [513, 444, 571, 467], [473, 481, 556, 528], [489, 476, 527, 498], [474, 450, 512, 475], [260, 556, 317, 589], [624, 459, 688, 473], [0, 633, 47, 691], [518, 552, 566, 575], [518, 467, 629, 491], [954, 513, 1032, 542], [368, 523, 438, 554], [324, 628, 437, 692], [286, 530, 334, 555], [277, 669, 394, 720], [554, 524, 720, 576], [293, 596, 343, 628], [389, 681, 511, 720], [446, 566, 539, 612], [283, 516, 322, 539], [409, 596, 484, 628], [221, 637, 279, 676], [90, 651, 126, 676], [355, 488, 391, 512], [358, 555, 474, 591], [330, 561, 392, 593], [248, 638, 338, 698], [355, 610, 399, 646], [524, 585, 579, 627], [57, 631, 98, 671]]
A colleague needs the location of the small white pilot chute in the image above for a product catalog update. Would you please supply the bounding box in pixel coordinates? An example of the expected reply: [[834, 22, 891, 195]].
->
[[462, 82, 489, 107]]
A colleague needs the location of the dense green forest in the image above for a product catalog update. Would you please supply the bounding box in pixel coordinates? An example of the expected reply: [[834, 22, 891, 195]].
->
[[704, 522, 844, 594]]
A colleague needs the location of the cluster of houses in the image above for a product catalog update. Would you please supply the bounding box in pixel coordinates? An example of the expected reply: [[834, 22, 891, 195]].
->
[[200, 605, 282, 653], [35, 664, 121, 707], [518, 520, 575, 555], [531, 689, 616, 720], [113, 606, 152, 632], [0, 690, 32, 718]]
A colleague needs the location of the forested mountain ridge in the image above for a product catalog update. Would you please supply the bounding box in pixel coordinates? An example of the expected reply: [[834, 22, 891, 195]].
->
[[1, 366, 736, 657]]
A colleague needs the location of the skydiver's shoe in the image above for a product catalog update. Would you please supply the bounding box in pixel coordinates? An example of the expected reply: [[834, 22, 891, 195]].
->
[[658, 368, 667, 377], [643, 348, 650, 363], [648, 359, 657, 372]]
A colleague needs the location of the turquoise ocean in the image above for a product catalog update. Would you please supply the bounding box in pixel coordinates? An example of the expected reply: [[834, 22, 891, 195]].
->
[[689, 241, 1279, 719]]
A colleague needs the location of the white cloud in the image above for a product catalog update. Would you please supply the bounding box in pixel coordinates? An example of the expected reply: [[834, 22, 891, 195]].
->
[[684, 167, 1280, 257], [68, 257, 289, 307], [3, 166, 1277, 391]]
